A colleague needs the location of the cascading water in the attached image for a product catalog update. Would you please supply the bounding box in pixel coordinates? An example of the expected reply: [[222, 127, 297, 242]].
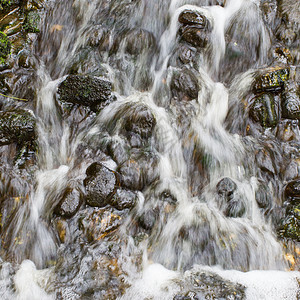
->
[[0, 0, 299, 299]]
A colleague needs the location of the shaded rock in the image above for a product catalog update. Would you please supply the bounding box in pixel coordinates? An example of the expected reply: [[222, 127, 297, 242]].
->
[[55, 187, 82, 218], [57, 75, 114, 110], [84, 163, 118, 207], [281, 84, 300, 119], [225, 195, 246, 218], [123, 105, 156, 147], [216, 177, 237, 201], [253, 66, 289, 93], [110, 188, 137, 210], [107, 139, 130, 165], [178, 10, 209, 28], [179, 25, 209, 48], [124, 28, 156, 56], [255, 182, 272, 209], [0, 109, 35, 146], [118, 159, 143, 191], [138, 209, 157, 230], [255, 148, 276, 175], [284, 179, 300, 204], [171, 68, 199, 100], [249, 93, 278, 127], [178, 45, 197, 64]]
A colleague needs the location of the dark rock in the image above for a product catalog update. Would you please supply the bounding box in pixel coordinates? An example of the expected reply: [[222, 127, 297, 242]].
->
[[0, 32, 11, 63], [84, 163, 118, 207], [282, 84, 300, 119], [118, 159, 143, 191], [179, 25, 209, 48], [255, 182, 272, 209], [171, 68, 199, 100], [0, 109, 35, 146], [178, 45, 197, 64], [139, 209, 157, 230], [57, 75, 114, 110], [216, 177, 237, 201], [110, 188, 137, 210], [124, 28, 156, 56], [255, 148, 276, 175], [123, 105, 156, 147], [276, 119, 299, 142], [107, 140, 130, 165], [249, 93, 278, 128], [284, 179, 300, 204], [225, 195, 246, 218], [178, 10, 209, 28], [55, 187, 82, 218], [253, 66, 289, 93]]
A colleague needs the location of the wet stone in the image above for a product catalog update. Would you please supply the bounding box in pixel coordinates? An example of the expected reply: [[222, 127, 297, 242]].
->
[[0, 109, 35, 146], [255, 182, 272, 209], [253, 66, 290, 93], [179, 25, 209, 48], [55, 187, 82, 218], [281, 84, 300, 119], [110, 188, 137, 210], [249, 93, 278, 128], [216, 177, 237, 201], [178, 10, 208, 28], [124, 28, 156, 56], [284, 179, 300, 204], [139, 209, 157, 231], [178, 45, 197, 64], [171, 68, 199, 100], [276, 119, 300, 142], [255, 148, 276, 175], [84, 163, 118, 207], [225, 195, 246, 218], [107, 140, 130, 165], [118, 159, 143, 191], [57, 75, 114, 110]]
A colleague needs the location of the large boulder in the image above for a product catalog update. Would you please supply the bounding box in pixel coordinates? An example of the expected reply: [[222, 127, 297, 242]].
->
[[0, 109, 35, 146], [57, 75, 114, 110]]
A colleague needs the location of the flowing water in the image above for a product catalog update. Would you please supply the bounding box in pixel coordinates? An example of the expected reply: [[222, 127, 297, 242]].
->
[[0, 0, 299, 299]]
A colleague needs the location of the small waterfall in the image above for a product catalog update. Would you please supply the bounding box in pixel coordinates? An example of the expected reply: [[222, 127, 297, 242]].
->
[[0, 0, 299, 299]]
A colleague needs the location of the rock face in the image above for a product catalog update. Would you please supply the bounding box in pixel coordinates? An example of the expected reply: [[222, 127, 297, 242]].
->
[[249, 93, 278, 127], [0, 109, 35, 145], [84, 163, 118, 207], [57, 75, 114, 110]]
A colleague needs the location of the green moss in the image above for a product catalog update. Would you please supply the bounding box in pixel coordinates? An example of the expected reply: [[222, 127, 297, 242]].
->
[[23, 11, 40, 33], [0, 31, 11, 61]]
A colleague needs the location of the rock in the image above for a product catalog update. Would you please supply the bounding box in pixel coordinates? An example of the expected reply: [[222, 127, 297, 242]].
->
[[118, 159, 143, 191], [0, 109, 35, 146], [179, 25, 209, 48], [107, 139, 130, 165], [253, 66, 289, 93], [84, 163, 118, 207], [124, 28, 156, 55], [110, 188, 137, 210], [87, 25, 109, 50], [178, 10, 209, 28], [178, 45, 197, 64], [255, 148, 276, 175], [276, 119, 300, 142], [171, 68, 199, 100], [255, 182, 272, 209], [23, 11, 40, 33], [57, 75, 114, 110], [249, 93, 278, 127], [284, 179, 300, 204], [281, 84, 300, 119], [0, 32, 11, 64], [123, 105, 156, 147], [225, 195, 246, 218], [216, 177, 237, 201], [55, 187, 82, 218], [138, 209, 157, 230], [0, 0, 19, 11], [79, 207, 122, 242]]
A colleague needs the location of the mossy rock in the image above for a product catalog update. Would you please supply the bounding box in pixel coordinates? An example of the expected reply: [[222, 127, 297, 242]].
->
[[253, 67, 290, 93], [0, 0, 19, 10], [0, 109, 35, 146], [0, 31, 11, 64], [23, 11, 40, 33]]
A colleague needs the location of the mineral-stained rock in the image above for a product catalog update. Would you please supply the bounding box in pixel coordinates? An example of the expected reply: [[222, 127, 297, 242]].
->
[[0, 109, 35, 146], [171, 68, 199, 100], [84, 162, 118, 207], [249, 93, 278, 127], [253, 66, 290, 93], [57, 75, 114, 110]]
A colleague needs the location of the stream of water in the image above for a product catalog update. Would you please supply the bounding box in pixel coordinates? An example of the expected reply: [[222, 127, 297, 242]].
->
[[0, 0, 299, 299]]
